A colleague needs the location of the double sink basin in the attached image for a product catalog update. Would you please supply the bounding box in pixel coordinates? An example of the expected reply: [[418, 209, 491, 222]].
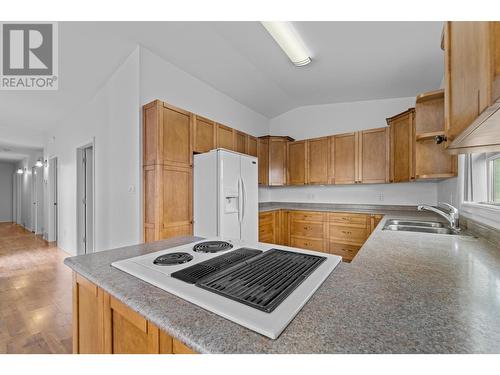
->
[[383, 219, 460, 235]]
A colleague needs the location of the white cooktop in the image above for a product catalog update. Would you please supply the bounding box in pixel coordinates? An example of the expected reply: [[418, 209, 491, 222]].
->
[[112, 239, 341, 339]]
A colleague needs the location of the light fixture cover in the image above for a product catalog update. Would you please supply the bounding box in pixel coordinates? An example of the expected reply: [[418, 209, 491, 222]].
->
[[261, 21, 311, 66], [16, 168, 23, 174], [35, 160, 43, 167]]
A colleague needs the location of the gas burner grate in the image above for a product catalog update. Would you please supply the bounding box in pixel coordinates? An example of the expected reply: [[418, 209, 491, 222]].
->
[[153, 252, 193, 266], [197, 249, 326, 313], [171, 248, 262, 284], [193, 241, 233, 253]]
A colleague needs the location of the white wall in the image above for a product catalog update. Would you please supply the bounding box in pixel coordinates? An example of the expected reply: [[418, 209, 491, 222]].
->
[[140, 47, 269, 137], [44, 48, 141, 255], [270, 97, 416, 140], [260, 182, 438, 206], [266, 96, 437, 206], [0, 161, 15, 221]]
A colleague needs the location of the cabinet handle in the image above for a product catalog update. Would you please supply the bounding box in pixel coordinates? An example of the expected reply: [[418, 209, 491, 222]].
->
[[341, 230, 352, 235]]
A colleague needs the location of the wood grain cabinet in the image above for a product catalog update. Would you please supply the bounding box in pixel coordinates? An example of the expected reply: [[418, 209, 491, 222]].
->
[[257, 137, 269, 185], [216, 123, 235, 150], [247, 135, 258, 157], [143, 101, 193, 243], [414, 90, 457, 179], [444, 22, 500, 146], [234, 130, 247, 154], [288, 211, 326, 252], [387, 108, 415, 183], [72, 273, 196, 354], [307, 137, 329, 184], [331, 132, 357, 184], [287, 140, 306, 185], [327, 212, 371, 262], [358, 127, 390, 184], [193, 115, 216, 154], [258, 210, 287, 245], [258, 136, 293, 186]]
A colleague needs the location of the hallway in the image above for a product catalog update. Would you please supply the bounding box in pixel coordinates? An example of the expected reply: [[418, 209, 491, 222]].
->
[[0, 223, 72, 353]]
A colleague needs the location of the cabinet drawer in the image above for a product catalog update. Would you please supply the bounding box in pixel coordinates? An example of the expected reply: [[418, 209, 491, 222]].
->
[[329, 242, 361, 262], [329, 225, 367, 245], [290, 237, 324, 252], [259, 211, 274, 223], [328, 212, 368, 226], [290, 221, 324, 238], [289, 211, 325, 222]]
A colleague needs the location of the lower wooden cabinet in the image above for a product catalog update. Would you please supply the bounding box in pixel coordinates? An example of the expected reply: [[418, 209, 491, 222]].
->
[[259, 210, 383, 262], [72, 273, 197, 354]]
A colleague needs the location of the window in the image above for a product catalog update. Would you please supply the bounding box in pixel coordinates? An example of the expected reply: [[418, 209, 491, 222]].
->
[[487, 153, 500, 204]]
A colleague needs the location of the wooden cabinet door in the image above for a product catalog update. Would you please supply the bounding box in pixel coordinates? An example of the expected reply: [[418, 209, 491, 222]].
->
[[445, 21, 494, 143], [72, 273, 104, 354], [257, 137, 269, 185], [287, 141, 306, 185], [161, 103, 192, 168], [235, 130, 247, 154], [103, 294, 159, 354], [160, 165, 193, 239], [193, 115, 215, 153], [269, 138, 288, 186], [247, 135, 258, 157], [358, 128, 389, 184], [307, 137, 329, 184], [216, 123, 234, 150], [388, 109, 415, 183], [331, 133, 357, 184]]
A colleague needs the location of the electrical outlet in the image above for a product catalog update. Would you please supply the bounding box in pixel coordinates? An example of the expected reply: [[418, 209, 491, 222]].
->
[[378, 193, 384, 202], [128, 185, 136, 194]]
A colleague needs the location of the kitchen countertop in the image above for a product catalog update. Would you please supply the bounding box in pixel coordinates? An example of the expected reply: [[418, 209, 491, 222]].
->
[[64, 211, 500, 353]]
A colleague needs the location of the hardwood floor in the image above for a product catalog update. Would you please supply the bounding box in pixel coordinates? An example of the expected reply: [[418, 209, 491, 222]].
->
[[0, 222, 72, 353]]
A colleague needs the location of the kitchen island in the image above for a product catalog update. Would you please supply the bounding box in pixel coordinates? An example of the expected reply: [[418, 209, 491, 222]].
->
[[64, 210, 500, 353]]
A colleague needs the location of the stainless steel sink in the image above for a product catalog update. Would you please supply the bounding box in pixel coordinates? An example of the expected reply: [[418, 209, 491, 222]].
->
[[382, 219, 459, 235]]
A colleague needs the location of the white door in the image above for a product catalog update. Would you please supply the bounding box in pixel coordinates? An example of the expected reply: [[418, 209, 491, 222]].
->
[[218, 151, 241, 240], [84, 147, 94, 253], [240, 155, 258, 242], [48, 157, 58, 243]]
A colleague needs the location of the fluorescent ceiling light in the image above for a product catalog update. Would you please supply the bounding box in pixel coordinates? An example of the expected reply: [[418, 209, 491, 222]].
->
[[261, 21, 311, 67]]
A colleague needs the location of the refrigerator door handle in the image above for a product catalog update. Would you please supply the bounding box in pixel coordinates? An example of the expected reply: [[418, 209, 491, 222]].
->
[[241, 176, 246, 222], [237, 177, 243, 223]]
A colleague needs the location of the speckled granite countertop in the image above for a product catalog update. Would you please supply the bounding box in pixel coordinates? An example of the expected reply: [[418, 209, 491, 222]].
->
[[64, 211, 500, 353]]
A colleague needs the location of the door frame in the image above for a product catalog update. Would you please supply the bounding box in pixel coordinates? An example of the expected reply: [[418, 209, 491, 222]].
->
[[47, 155, 58, 243], [76, 139, 95, 254]]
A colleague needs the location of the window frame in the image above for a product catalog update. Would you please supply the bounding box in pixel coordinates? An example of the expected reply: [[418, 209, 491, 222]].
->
[[486, 153, 500, 205]]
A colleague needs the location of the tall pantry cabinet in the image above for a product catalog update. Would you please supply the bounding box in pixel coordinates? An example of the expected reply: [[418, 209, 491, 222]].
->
[[143, 100, 193, 243]]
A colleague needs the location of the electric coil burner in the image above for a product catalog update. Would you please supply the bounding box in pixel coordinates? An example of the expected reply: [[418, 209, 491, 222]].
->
[[193, 241, 233, 253], [153, 252, 193, 266]]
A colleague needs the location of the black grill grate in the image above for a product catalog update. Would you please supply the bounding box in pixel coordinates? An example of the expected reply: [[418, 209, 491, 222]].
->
[[197, 249, 326, 313], [171, 248, 262, 284]]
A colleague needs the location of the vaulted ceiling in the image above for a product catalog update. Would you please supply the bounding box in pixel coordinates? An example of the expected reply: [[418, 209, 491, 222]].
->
[[0, 21, 443, 150]]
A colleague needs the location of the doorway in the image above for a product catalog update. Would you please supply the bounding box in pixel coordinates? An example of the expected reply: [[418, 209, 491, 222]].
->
[[48, 157, 58, 243], [77, 144, 94, 254], [31, 166, 44, 234]]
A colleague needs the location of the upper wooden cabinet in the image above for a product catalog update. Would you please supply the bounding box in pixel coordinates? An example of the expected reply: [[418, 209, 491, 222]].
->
[[445, 21, 500, 147], [193, 115, 216, 154], [358, 127, 390, 184], [331, 132, 357, 184], [257, 137, 269, 185], [415, 90, 457, 179], [387, 109, 415, 183], [247, 135, 258, 157], [143, 100, 193, 167], [268, 136, 293, 186], [287, 140, 306, 185], [216, 123, 234, 150], [234, 130, 247, 154], [307, 137, 329, 185]]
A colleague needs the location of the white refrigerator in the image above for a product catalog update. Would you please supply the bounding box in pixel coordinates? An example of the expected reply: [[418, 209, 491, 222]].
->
[[193, 148, 258, 242]]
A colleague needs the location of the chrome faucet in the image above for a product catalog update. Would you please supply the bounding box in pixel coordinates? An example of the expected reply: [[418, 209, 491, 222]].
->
[[417, 202, 460, 232]]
